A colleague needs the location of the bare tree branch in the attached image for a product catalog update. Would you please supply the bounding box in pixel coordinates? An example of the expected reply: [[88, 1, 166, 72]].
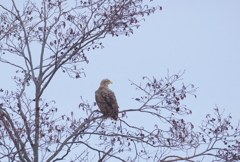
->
[[0, 1, 239, 162]]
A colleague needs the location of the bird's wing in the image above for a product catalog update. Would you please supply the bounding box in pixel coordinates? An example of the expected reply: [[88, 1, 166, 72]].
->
[[103, 89, 119, 109]]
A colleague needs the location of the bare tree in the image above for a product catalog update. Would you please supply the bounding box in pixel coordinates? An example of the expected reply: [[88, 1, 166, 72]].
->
[[0, 0, 239, 162]]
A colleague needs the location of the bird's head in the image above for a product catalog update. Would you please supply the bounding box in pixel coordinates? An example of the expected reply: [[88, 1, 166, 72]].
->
[[100, 78, 113, 87]]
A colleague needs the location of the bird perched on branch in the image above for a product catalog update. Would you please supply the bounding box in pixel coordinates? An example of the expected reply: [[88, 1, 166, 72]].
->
[[95, 79, 119, 120]]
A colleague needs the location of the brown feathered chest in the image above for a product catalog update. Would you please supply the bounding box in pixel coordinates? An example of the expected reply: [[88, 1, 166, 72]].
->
[[95, 86, 119, 120]]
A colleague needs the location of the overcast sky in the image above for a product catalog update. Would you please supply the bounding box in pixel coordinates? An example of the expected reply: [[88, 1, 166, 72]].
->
[[1, 0, 240, 127], [1, 0, 240, 160], [44, 0, 240, 123]]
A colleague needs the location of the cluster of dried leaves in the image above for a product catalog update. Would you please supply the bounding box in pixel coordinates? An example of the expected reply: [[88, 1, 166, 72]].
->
[[0, 0, 239, 161]]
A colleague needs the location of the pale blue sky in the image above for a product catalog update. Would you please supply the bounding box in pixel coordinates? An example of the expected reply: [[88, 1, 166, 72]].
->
[[1, 0, 239, 127], [1, 0, 240, 160], [45, 0, 240, 122]]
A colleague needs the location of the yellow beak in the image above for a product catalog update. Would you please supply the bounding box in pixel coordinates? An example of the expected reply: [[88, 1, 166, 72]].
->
[[109, 81, 113, 84]]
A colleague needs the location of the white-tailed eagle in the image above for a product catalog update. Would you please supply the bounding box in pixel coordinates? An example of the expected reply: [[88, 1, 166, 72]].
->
[[95, 79, 119, 120]]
